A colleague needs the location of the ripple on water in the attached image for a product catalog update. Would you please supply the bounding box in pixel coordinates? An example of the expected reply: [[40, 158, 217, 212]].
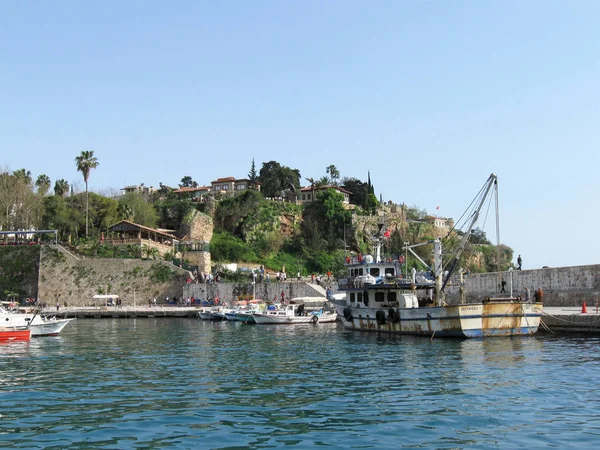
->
[[2, 320, 600, 448]]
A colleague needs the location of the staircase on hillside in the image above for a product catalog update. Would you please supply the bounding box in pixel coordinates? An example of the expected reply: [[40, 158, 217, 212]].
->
[[306, 283, 327, 297]]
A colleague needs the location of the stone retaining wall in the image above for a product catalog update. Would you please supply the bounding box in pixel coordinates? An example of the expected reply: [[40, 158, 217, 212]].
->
[[444, 265, 600, 306]]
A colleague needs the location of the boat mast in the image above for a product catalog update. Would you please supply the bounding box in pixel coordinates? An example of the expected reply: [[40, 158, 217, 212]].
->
[[438, 173, 498, 300]]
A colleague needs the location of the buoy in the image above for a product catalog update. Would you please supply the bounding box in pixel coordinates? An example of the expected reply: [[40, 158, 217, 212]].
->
[[582, 301, 587, 313]]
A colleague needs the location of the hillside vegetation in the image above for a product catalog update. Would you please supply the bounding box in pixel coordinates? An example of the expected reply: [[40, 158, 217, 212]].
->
[[0, 161, 514, 296]]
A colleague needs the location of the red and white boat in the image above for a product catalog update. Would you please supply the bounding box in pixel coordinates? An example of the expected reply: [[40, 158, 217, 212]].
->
[[0, 328, 31, 341], [0, 305, 75, 336]]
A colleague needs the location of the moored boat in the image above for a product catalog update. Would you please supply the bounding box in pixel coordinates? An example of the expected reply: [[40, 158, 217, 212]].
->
[[0, 327, 31, 341], [0, 305, 75, 337], [252, 303, 337, 325], [330, 174, 543, 338]]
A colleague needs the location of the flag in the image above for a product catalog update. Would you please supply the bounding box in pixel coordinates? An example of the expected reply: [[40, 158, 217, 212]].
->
[[383, 229, 391, 238]]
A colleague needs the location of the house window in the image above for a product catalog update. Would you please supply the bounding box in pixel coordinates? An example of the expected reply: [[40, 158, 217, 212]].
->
[[308, 194, 312, 200], [236, 184, 245, 190], [223, 185, 229, 190]]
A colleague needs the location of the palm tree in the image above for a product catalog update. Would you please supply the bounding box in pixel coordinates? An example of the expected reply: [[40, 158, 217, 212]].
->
[[326, 165, 340, 186], [54, 179, 69, 197], [118, 203, 134, 221], [35, 174, 51, 196], [75, 150, 99, 237], [13, 169, 32, 185]]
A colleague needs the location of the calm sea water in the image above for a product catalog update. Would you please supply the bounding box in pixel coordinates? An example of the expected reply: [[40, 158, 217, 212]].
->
[[1, 318, 599, 449]]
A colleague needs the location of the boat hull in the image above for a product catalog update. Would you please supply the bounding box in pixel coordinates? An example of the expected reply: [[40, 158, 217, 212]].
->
[[0, 312, 74, 337], [253, 312, 337, 325], [0, 329, 31, 341], [30, 318, 74, 336], [334, 302, 543, 338]]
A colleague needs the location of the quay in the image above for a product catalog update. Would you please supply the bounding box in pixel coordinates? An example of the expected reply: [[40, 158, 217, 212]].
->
[[38, 305, 600, 335], [541, 306, 600, 334], [42, 306, 200, 319]]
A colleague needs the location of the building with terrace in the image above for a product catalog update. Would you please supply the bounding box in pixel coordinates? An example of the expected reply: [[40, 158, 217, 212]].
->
[[298, 185, 351, 204], [210, 177, 260, 196], [121, 184, 156, 196], [173, 186, 211, 202], [107, 220, 178, 257]]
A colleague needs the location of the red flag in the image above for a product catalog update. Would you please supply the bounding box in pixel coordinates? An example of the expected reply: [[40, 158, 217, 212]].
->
[[383, 229, 391, 238]]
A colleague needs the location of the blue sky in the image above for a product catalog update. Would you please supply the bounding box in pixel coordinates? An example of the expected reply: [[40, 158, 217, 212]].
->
[[2, 1, 599, 269]]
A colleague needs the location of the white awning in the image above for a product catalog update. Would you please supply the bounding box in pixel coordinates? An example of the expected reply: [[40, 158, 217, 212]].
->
[[92, 294, 120, 299]]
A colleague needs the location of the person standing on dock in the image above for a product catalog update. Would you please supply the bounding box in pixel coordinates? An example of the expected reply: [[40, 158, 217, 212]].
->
[[517, 255, 522, 270], [500, 279, 507, 293]]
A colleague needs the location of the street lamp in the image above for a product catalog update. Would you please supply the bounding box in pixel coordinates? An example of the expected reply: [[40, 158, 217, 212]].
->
[[508, 268, 513, 298]]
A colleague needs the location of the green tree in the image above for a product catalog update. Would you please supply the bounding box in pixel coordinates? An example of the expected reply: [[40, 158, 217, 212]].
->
[[248, 158, 258, 189], [13, 169, 32, 185], [75, 150, 99, 237], [0, 170, 38, 230], [35, 174, 51, 196], [341, 177, 368, 208], [326, 165, 340, 186], [54, 179, 69, 197], [305, 177, 316, 202], [118, 192, 159, 227], [258, 161, 301, 198], [179, 176, 197, 188], [141, 244, 160, 260]]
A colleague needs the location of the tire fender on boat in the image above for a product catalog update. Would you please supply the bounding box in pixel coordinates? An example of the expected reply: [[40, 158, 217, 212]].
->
[[312, 315, 318, 324], [343, 307, 353, 322], [388, 308, 400, 323], [376, 310, 387, 325]]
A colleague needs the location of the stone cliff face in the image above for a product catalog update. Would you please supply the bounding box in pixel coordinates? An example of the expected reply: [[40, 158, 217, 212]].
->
[[37, 246, 189, 307], [180, 210, 213, 242]]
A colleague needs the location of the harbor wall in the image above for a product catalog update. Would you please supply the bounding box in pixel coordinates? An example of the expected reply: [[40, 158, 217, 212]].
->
[[2, 246, 598, 308], [182, 280, 330, 304], [444, 265, 600, 307], [36, 245, 190, 307]]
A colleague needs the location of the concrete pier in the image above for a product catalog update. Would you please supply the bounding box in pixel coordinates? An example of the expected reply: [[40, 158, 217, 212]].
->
[[42, 306, 201, 319], [541, 306, 600, 334]]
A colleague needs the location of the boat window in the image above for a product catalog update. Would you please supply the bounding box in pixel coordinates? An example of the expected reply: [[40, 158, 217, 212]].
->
[[375, 292, 385, 303], [357, 268, 364, 276], [385, 268, 395, 277], [357, 292, 363, 304], [362, 292, 369, 306], [369, 268, 380, 277], [350, 292, 356, 304], [387, 292, 397, 303]]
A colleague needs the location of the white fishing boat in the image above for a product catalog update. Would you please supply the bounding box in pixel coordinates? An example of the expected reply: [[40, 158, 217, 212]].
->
[[329, 174, 543, 338], [0, 304, 75, 337], [198, 307, 225, 320], [252, 303, 337, 324]]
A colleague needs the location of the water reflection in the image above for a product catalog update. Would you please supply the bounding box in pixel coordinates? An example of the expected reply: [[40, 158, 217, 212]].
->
[[1, 320, 600, 449]]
